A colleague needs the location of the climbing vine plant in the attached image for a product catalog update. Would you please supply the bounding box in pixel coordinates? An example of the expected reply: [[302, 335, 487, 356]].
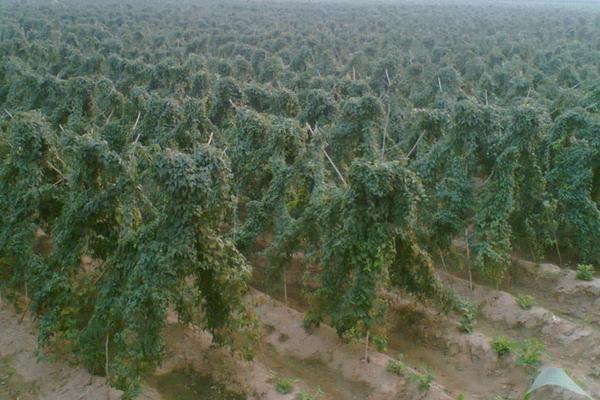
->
[[1, 0, 600, 395]]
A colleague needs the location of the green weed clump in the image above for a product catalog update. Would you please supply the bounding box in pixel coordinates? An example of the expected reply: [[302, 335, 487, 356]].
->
[[458, 302, 476, 333], [576, 264, 594, 281], [297, 388, 323, 400], [386, 357, 406, 375], [274, 376, 296, 394], [408, 365, 434, 391], [491, 335, 514, 357], [388, 358, 433, 391], [516, 294, 535, 310], [373, 335, 387, 352], [517, 339, 546, 367]]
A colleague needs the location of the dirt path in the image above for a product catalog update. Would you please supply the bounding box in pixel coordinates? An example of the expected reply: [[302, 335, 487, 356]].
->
[[0, 299, 122, 400], [2, 251, 597, 400], [440, 270, 600, 393], [385, 298, 527, 400], [148, 292, 452, 400], [435, 250, 600, 397], [253, 246, 600, 400]]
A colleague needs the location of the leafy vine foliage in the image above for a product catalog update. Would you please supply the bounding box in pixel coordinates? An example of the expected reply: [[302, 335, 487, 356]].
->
[[0, 113, 256, 394], [1, 0, 599, 395], [304, 159, 440, 337]]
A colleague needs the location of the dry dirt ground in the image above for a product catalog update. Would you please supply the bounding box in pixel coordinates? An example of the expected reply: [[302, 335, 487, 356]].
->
[[146, 291, 452, 400], [0, 291, 450, 400], [1, 247, 598, 400], [0, 298, 121, 400]]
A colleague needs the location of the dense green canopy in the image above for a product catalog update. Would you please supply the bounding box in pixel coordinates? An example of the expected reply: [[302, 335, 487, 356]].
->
[[0, 0, 598, 396]]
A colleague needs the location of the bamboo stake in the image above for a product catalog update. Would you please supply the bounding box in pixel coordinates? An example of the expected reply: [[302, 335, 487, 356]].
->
[[438, 77, 443, 92], [385, 69, 392, 87], [439, 250, 448, 272], [283, 268, 288, 306], [407, 130, 427, 158], [47, 161, 65, 179], [207, 131, 214, 145], [465, 228, 473, 291], [482, 170, 495, 187], [4, 109, 13, 119], [381, 102, 390, 159], [19, 281, 28, 323], [132, 112, 142, 143], [132, 111, 141, 131], [105, 109, 114, 125], [105, 334, 110, 379], [323, 148, 347, 186], [306, 124, 347, 186], [553, 231, 563, 266], [363, 330, 370, 363]]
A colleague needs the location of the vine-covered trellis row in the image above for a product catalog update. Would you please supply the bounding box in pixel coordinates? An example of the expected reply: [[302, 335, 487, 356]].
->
[[1, 0, 599, 396]]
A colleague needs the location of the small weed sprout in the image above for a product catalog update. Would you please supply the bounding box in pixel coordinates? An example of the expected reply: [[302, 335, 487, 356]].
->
[[386, 356, 406, 375], [516, 294, 535, 310], [491, 335, 513, 357], [408, 365, 434, 391], [517, 339, 546, 367], [373, 334, 387, 352], [297, 388, 324, 400], [458, 301, 476, 333], [274, 376, 296, 394]]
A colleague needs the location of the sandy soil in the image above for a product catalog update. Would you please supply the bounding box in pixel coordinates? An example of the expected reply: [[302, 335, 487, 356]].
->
[[1, 243, 598, 400], [0, 298, 121, 400], [146, 292, 452, 400]]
